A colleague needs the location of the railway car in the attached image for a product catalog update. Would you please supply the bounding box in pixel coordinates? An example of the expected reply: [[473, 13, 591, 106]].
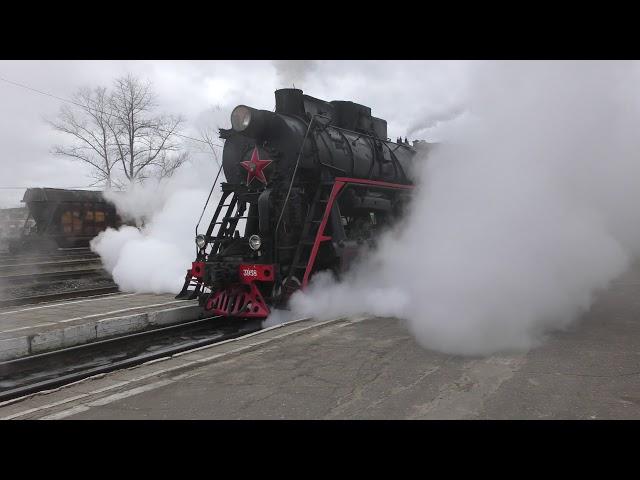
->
[[7, 188, 123, 253], [177, 89, 432, 318]]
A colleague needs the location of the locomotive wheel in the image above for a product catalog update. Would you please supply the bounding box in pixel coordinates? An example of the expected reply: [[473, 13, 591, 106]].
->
[[272, 276, 301, 308], [283, 276, 301, 296]]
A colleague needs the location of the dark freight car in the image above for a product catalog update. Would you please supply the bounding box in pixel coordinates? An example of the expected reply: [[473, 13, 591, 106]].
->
[[7, 188, 123, 253]]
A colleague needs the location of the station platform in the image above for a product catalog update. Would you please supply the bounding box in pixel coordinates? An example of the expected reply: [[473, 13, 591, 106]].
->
[[2, 264, 640, 419], [0, 293, 200, 361], [4, 261, 640, 419]]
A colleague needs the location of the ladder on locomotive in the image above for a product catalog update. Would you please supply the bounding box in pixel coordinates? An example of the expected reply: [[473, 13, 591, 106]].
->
[[283, 181, 335, 296], [175, 190, 249, 300]]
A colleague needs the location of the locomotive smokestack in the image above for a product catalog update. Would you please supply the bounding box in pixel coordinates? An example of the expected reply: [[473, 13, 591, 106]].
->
[[275, 88, 305, 117]]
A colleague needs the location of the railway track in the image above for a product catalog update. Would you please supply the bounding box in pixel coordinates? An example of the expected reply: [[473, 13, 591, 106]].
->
[[0, 247, 108, 285], [0, 268, 108, 285], [0, 286, 120, 308], [0, 248, 116, 306], [0, 254, 99, 264], [0, 258, 103, 275], [0, 315, 262, 403], [0, 248, 97, 263]]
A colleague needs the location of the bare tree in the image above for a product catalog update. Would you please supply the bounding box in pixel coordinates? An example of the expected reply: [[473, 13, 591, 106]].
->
[[49, 74, 188, 187], [198, 125, 221, 168], [48, 86, 119, 188], [191, 105, 227, 168], [108, 74, 187, 182]]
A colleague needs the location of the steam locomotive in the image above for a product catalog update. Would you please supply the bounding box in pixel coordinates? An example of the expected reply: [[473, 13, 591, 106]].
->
[[177, 88, 431, 318]]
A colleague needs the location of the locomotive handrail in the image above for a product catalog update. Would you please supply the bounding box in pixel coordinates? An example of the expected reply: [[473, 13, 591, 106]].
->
[[329, 124, 417, 149], [364, 135, 378, 180], [385, 142, 409, 184], [195, 151, 225, 237], [274, 114, 320, 238], [335, 128, 356, 175]]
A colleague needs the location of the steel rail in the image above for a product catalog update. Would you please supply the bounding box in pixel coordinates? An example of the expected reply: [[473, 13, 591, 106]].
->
[[0, 258, 103, 274], [0, 285, 120, 308], [0, 314, 262, 403], [0, 268, 107, 284]]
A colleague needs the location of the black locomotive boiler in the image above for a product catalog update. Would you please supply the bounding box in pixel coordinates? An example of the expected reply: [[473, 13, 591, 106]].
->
[[177, 89, 431, 318]]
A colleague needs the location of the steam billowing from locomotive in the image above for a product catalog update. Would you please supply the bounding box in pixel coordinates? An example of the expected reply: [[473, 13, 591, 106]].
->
[[291, 61, 640, 355], [91, 160, 222, 293], [94, 61, 640, 356], [272, 60, 318, 88]]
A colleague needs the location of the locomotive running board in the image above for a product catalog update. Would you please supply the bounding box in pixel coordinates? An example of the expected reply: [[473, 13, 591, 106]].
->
[[301, 177, 414, 288]]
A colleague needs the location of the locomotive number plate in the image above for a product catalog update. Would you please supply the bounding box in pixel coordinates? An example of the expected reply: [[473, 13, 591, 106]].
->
[[238, 264, 275, 283]]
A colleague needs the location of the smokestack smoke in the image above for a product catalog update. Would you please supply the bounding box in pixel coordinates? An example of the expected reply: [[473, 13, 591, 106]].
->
[[289, 61, 640, 355], [406, 104, 466, 138], [272, 60, 318, 88]]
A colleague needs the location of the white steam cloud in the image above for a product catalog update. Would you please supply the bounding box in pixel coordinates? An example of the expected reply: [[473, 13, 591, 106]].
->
[[91, 159, 222, 293], [92, 61, 640, 357], [289, 61, 640, 355]]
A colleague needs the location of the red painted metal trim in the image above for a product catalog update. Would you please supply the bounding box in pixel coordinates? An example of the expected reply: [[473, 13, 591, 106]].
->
[[191, 261, 205, 279], [205, 282, 270, 318], [302, 181, 344, 288], [301, 177, 414, 288], [334, 177, 414, 190], [202, 264, 275, 318]]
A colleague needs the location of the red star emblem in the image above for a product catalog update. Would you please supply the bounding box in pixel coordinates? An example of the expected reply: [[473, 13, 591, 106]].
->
[[240, 147, 273, 186]]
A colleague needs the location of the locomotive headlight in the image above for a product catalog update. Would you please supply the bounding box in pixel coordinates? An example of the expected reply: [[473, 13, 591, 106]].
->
[[248, 234, 262, 251], [231, 105, 252, 132], [195, 234, 206, 248]]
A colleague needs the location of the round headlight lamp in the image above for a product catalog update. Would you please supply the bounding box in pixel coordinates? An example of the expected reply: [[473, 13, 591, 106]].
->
[[231, 105, 252, 132], [195, 234, 206, 248], [248, 234, 262, 251]]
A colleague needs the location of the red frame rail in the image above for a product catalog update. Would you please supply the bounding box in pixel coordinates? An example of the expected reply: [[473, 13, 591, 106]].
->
[[301, 177, 414, 288]]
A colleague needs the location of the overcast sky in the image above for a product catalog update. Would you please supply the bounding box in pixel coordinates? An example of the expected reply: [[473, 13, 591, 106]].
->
[[0, 60, 475, 207]]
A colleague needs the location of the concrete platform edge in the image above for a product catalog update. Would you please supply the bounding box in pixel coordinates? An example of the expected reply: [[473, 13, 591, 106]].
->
[[0, 304, 203, 361], [0, 315, 357, 417]]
